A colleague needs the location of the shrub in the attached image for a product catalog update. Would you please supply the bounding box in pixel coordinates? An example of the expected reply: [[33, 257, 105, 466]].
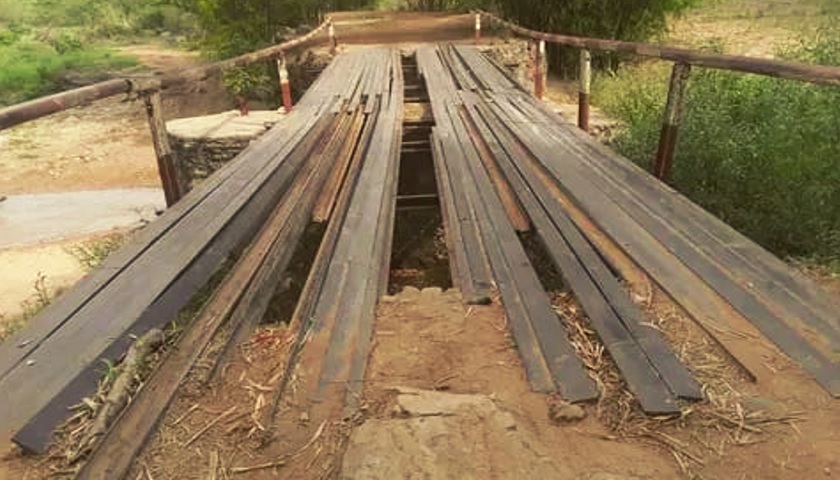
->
[[594, 26, 840, 267], [0, 41, 136, 106]]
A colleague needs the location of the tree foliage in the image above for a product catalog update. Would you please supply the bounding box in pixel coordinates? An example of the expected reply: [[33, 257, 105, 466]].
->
[[169, 0, 376, 57], [489, 0, 698, 43], [400, 0, 700, 72], [596, 26, 840, 266]]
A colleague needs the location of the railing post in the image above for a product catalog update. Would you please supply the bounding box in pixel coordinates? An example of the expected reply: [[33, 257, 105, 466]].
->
[[142, 91, 182, 207], [475, 13, 482, 44], [329, 20, 337, 55], [578, 49, 591, 132], [534, 40, 545, 100], [653, 62, 691, 182], [277, 55, 293, 113]]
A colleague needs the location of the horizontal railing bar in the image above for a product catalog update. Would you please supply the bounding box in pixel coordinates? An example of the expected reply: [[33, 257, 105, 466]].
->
[[478, 10, 840, 87], [0, 19, 331, 131]]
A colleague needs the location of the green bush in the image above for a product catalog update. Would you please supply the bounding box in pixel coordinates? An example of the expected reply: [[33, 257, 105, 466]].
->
[[0, 41, 136, 106], [594, 27, 840, 267]]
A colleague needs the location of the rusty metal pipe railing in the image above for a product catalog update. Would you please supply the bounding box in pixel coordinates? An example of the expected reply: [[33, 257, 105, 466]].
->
[[159, 18, 331, 89], [0, 18, 332, 207], [477, 10, 840, 182], [478, 11, 840, 87], [0, 18, 332, 132], [0, 79, 132, 131]]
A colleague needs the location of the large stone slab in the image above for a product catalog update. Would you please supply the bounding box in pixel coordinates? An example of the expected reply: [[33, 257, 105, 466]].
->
[[166, 110, 285, 191], [341, 388, 575, 480]]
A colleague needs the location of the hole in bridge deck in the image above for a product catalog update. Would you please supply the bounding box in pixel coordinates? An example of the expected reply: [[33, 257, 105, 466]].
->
[[388, 52, 453, 294], [519, 231, 566, 293], [261, 223, 326, 325]]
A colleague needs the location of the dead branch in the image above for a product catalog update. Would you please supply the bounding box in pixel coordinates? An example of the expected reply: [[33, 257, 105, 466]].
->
[[70, 328, 165, 463]]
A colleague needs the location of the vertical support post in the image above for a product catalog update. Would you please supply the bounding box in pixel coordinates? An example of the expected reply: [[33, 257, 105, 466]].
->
[[534, 40, 545, 100], [143, 91, 181, 207], [653, 62, 691, 182], [475, 13, 481, 44], [578, 49, 591, 132], [277, 55, 293, 113], [329, 20, 337, 55]]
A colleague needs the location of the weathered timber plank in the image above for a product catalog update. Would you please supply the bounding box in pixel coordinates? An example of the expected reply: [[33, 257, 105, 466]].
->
[[468, 98, 700, 404]]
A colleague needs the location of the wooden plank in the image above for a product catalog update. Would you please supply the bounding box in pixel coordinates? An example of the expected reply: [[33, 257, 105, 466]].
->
[[430, 132, 466, 295], [0, 115, 302, 383], [377, 49, 406, 297], [498, 106, 840, 397], [75, 110, 337, 479], [524, 110, 840, 354], [458, 93, 530, 232], [3, 101, 337, 446], [317, 103, 394, 396], [270, 110, 378, 427], [346, 63, 403, 410], [420, 47, 493, 305], [435, 130, 556, 394], [467, 98, 700, 406], [312, 109, 365, 222], [12, 111, 339, 453], [440, 99, 597, 401]]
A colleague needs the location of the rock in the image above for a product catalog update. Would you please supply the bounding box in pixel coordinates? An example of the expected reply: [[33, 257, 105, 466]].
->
[[399, 286, 422, 297], [480, 40, 546, 93], [342, 388, 576, 479], [166, 110, 285, 192], [420, 287, 443, 296], [548, 399, 587, 424]]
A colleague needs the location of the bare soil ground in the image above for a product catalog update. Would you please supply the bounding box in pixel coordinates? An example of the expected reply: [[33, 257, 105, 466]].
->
[[0, 44, 230, 323], [0, 45, 230, 196], [333, 11, 473, 46], [0, 243, 84, 324]]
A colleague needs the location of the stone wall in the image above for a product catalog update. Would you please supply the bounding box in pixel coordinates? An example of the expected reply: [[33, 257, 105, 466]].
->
[[480, 39, 547, 94], [165, 48, 332, 192], [167, 110, 284, 192]]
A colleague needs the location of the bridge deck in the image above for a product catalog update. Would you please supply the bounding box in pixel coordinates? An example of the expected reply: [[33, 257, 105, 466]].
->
[[1, 45, 838, 470]]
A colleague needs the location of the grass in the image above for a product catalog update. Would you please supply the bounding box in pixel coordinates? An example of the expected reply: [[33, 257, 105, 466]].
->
[[593, 22, 840, 269], [69, 233, 127, 270], [0, 40, 137, 106]]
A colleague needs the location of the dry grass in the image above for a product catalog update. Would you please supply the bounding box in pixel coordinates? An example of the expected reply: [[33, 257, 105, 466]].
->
[[130, 321, 356, 479], [0, 273, 54, 344], [552, 290, 805, 478]]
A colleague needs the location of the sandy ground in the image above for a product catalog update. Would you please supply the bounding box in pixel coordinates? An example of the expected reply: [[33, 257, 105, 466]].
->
[[0, 244, 85, 322], [0, 44, 229, 323]]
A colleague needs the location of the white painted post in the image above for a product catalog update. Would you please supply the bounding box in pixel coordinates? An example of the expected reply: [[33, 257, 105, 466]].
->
[[579, 49, 592, 131], [277, 56, 293, 113]]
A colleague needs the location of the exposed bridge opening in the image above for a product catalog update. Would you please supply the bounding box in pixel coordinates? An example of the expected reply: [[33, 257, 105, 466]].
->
[[388, 51, 453, 294]]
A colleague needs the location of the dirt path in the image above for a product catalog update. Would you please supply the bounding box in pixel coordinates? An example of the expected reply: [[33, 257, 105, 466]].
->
[[353, 288, 679, 479]]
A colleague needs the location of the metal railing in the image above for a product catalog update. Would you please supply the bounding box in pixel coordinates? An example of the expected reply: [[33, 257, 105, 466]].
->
[[0, 18, 334, 205], [476, 10, 840, 181]]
